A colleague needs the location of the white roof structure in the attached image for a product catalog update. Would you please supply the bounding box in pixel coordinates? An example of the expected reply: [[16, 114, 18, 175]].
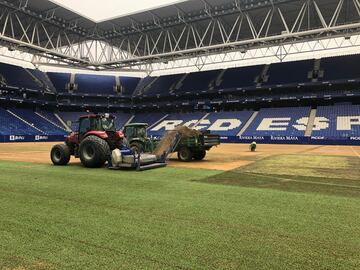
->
[[50, 0, 189, 23], [0, 0, 360, 75]]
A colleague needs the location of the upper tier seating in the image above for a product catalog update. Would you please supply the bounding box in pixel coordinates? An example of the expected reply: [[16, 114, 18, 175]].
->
[[320, 54, 360, 81], [27, 69, 57, 92], [47, 72, 71, 93], [75, 74, 116, 95], [133, 76, 154, 96], [266, 60, 314, 85], [120, 77, 141, 96], [177, 70, 221, 94], [218, 65, 264, 89], [10, 108, 67, 135], [0, 108, 39, 135], [311, 105, 360, 138], [144, 74, 184, 96], [243, 107, 311, 137], [0, 63, 40, 90]]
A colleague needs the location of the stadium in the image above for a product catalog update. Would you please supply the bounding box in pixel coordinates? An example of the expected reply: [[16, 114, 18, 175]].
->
[[0, 0, 360, 269]]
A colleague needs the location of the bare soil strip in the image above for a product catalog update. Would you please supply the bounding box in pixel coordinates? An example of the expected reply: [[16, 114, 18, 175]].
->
[[0, 142, 359, 171]]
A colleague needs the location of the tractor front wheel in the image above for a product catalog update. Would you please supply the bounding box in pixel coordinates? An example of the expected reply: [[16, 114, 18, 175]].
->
[[193, 150, 206, 160], [177, 147, 193, 162], [51, 144, 71, 166], [79, 135, 110, 168]]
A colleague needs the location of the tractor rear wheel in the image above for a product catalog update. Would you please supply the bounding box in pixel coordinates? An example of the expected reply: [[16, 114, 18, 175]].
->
[[193, 150, 206, 160], [79, 135, 110, 168], [51, 144, 71, 166], [177, 147, 193, 162]]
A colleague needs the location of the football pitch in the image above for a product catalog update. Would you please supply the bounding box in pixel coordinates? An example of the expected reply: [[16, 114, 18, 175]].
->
[[0, 144, 360, 269]]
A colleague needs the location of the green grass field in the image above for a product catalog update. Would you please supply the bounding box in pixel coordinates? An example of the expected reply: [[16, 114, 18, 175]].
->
[[0, 154, 360, 270]]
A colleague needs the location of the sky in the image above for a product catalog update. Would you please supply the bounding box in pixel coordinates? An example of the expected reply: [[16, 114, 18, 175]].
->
[[50, 0, 188, 22]]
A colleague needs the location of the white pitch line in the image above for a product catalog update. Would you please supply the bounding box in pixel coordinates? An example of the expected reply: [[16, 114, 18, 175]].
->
[[351, 147, 360, 159]]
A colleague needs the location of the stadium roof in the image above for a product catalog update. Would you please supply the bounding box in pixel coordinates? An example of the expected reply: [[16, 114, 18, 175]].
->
[[49, 0, 190, 23], [1, 0, 360, 72]]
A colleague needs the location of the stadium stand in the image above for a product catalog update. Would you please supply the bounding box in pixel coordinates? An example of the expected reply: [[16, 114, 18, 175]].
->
[[57, 112, 85, 130], [311, 105, 360, 139], [133, 76, 154, 96], [148, 112, 208, 136], [242, 107, 312, 137], [266, 60, 314, 85], [57, 111, 132, 131], [37, 110, 68, 130], [142, 74, 184, 96], [177, 69, 221, 94], [47, 72, 71, 93], [0, 62, 40, 90], [0, 108, 39, 135], [119, 77, 141, 96], [1, 54, 360, 144], [27, 69, 57, 92], [320, 54, 360, 81], [10, 108, 67, 135], [113, 113, 132, 129], [75, 74, 116, 95], [130, 112, 168, 127], [218, 65, 264, 89], [201, 111, 254, 136]]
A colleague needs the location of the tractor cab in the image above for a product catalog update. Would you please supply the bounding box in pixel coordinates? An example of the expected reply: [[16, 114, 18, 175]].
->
[[77, 114, 117, 141], [79, 114, 116, 133], [123, 123, 157, 153], [123, 123, 148, 140]]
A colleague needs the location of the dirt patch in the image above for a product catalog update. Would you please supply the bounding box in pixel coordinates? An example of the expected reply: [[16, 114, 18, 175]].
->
[[0, 142, 359, 171]]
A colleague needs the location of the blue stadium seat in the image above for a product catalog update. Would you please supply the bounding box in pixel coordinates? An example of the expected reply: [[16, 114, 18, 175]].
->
[[145, 74, 184, 96], [177, 70, 221, 94], [321, 54, 360, 81], [312, 105, 360, 138], [120, 77, 141, 96], [113, 113, 132, 129], [266, 60, 314, 85], [27, 69, 57, 92], [47, 72, 71, 93], [148, 112, 207, 136], [0, 108, 39, 135], [38, 111, 67, 130], [130, 113, 167, 127], [243, 107, 311, 137], [0, 62, 41, 90], [202, 111, 254, 136], [57, 112, 85, 130], [75, 74, 116, 95], [10, 108, 67, 135], [219, 65, 264, 89]]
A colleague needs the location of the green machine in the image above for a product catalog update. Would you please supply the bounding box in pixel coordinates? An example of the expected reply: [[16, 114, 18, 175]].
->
[[122, 123, 220, 162]]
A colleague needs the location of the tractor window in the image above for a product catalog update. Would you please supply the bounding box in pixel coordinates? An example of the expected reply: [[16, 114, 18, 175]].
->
[[138, 127, 146, 137], [79, 118, 90, 133], [125, 126, 135, 138], [101, 117, 115, 131]]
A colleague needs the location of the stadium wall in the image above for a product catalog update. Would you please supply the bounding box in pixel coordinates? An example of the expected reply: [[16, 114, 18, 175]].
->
[[0, 134, 67, 143]]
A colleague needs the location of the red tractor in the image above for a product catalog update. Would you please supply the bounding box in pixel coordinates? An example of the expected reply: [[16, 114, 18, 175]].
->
[[51, 114, 126, 168]]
